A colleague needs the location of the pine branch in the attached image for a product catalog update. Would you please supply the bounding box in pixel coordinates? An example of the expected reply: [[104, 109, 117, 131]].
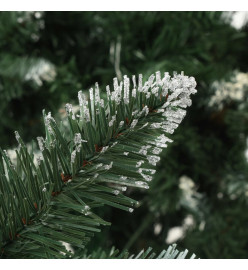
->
[[76, 243, 197, 259], [0, 71, 197, 258]]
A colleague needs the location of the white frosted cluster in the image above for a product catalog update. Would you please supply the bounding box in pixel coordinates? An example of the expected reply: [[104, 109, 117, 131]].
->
[[74, 133, 81, 145], [157, 109, 164, 113], [65, 104, 75, 120], [161, 73, 170, 96], [161, 123, 177, 134], [147, 155, 161, 166], [118, 72, 197, 140], [89, 88, 94, 103], [106, 85, 111, 98], [37, 155, 44, 165], [148, 74, 155, 87], [132, 75, 137, 89], [118, 121, 124, 128], [101, 146, 109, 153], [141, 75, 153, 94], [141, 168, 156, 175], [167, 74, 196, 107], [135, 181, 149, 189], [71, 150, 76, 163], [160, 107, 186, 134], [96, 163, 103, 169], [45, 112, 55, 134], [37, 137, 45, 151], [78, 90, 84, 106], [141, 174, 152, 182], [138, 122, 149, 130], [81, 205, 91, 215], [94, 83, 101, 105], [139, 145, 151, 156], [130, 119, 138, 129], [155, 71, 162, 85], [65, 103, 73, 114], [137, 168, 157, 185], [138, 105, 149, 117], [121, 186, 127, 191], [111, 78, 122, 104], [137, 168, 153, 182], [144, 106, 149, 116], [46, 112, 55, 122], [109, 115, 116, 127], [104, 161, 113, 170], [113, 190, 120, 195], [154, 134, 173, 148], [150, 122, 162, 129], [93, 173, 99, 179], [123, 75, 130, 104], [74, 133, 82, 152], [136, 160, 144, 168], [146, 92, 151, 99], [111, 142, 118, 147], [151, 86, 159, 96], [132, 88, 136, 98], [161, 72, 196, 101], [163, 108, 186, 124], [123, 152, 129, 156], [167, 88, 184, 102], [14, 131, 21, 144], [137, 74, 143, 92], [152, 147, 163, 155], [78, 90, 90, 122]]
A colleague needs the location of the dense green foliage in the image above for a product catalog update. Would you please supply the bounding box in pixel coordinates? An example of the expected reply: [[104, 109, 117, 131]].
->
[[0, 11, 248, 259]]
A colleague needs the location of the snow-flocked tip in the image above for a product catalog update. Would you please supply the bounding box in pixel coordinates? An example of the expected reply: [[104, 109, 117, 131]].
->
[[37, 137, 45, 151], [14, 131, 21, 144]]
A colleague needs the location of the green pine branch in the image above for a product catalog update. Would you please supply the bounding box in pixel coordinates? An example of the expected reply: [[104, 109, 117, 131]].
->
[[0, 71, 197, 258], [77, 243, 197, 259]]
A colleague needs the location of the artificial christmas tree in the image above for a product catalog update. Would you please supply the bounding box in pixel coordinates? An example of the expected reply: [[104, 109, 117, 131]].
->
[[1, 11, 247, 259]]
